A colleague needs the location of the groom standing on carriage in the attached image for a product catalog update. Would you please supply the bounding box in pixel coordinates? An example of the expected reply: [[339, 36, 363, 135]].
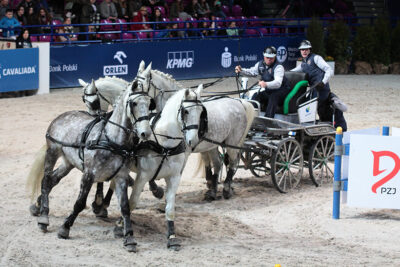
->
[[235, 46, 291, 118], [291, 40, 347, 131]]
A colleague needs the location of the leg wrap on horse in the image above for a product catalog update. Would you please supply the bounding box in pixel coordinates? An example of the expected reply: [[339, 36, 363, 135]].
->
[[167, 220, 181, 250], [223, 168, 235, 199]]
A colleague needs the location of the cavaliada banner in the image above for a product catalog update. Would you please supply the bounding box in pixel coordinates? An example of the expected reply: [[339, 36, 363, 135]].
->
[[0, 48, 39, 92]]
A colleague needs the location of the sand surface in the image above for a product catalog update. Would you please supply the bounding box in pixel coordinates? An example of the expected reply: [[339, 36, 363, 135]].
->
[[1, 75, 400, 266]]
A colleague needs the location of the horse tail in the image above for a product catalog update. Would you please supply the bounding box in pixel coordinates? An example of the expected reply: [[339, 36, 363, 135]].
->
[[26, 144, 47, 202], [238, 100, 255, 146]]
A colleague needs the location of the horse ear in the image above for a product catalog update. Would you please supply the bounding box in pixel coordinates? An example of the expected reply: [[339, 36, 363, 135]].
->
[[78, 79, 87, 87], [144, 62, 152, 75], [90, 79, 97, 91], [138, 60, 145, 73], [195, 84, 203, 96]]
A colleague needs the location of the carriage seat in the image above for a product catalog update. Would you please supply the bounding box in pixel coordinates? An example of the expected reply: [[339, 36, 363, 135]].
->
[[276, 72, 309, 115]]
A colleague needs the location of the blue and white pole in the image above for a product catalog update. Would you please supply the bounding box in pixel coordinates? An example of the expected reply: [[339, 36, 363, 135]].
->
[[333, 127, 343, 219]]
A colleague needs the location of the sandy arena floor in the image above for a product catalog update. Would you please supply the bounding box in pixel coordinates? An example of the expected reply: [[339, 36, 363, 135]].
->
[[1, 75, 400, 266]]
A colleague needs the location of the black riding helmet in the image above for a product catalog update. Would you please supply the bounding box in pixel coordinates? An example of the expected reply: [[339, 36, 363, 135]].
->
[[263, 46, 277, 58]]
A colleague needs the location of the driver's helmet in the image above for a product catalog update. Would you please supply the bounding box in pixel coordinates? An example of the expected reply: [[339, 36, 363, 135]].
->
[[263, 46, 277, 57], [298, 40, 312, 50]]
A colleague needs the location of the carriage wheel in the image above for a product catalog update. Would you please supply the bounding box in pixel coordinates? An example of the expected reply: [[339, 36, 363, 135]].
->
[[271, 138, 304, 193], [249, 152, 270, 177], [308, 136, 335, 186]]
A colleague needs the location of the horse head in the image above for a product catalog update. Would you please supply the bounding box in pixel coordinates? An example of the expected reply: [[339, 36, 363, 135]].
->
[[133, 60, 152, 94], [79, 78, 101, 114], [180, 84, 206, 148], [124, 75, 154, 141]]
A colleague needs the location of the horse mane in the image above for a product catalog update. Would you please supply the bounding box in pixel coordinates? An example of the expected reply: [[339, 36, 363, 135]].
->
[[160, 89, 186, 125], [151, 69, 183, 91], [97, 76, 129, 85]]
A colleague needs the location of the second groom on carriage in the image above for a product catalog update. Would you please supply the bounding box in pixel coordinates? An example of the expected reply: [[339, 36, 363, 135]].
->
[[235, 46, 290, 118]]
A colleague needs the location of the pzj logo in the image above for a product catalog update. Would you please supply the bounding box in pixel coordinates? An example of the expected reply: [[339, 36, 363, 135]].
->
[[103, 51, 128, 76], [277, 46, 287, 63], [166, 51, 194, 69], [371, 150, 400, 194], [221, 47, 232, 68]]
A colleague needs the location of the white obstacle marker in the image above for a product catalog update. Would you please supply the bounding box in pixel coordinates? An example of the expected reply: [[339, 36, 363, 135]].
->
[[347, 134, 400, 209]]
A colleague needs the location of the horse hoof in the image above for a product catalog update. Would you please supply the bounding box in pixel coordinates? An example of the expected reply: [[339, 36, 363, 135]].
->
[[95, 207, 108, 218], [113, 226, 124, 238], [167, 237, 181, 251], [57, 226, 70, 239], [38, 223, 48, 233], [91, 201, 103, 215], [152, 186, 164, 199], [29, 204, 40, 217], [204, 190, 217, 201], [222, 188, 233, 199], [124, 244, 137, 252]]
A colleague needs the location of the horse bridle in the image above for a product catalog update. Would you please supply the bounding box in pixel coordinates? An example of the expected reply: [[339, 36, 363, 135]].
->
[[179, 98, 208, 138]]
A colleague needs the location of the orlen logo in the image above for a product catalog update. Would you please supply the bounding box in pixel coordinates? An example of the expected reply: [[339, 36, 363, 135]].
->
[[371, 150, 400, 193], [103, 51, 128, 76], [166, 51, 194, 69], [277, 46, 287, 63]]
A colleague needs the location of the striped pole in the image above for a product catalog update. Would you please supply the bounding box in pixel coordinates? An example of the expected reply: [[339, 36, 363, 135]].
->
[[333, 127, 343, 219]]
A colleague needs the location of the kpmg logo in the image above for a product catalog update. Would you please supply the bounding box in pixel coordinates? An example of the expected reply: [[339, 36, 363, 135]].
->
[[221, 47, 232, 68], [103, 51, 128, 76], [277, 46, 287, 63], [166, 51, 194, 69]]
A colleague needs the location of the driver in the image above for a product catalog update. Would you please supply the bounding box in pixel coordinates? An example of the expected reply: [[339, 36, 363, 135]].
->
[[235, 46, 290, 118], [291, 40, 347, 131]]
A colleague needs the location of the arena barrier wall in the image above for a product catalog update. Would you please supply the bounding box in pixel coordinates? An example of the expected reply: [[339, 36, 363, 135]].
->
[[0, 48, 39, 92], [50, 37, 303, 88], [333, 126, 400, 219]]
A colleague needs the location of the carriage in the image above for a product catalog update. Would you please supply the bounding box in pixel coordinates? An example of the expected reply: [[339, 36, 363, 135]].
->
[[237, 72, 336, 193]]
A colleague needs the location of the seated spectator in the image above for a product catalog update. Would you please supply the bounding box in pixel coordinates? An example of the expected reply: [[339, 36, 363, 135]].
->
[[16, 28, 32, 48], [18, 0, 37, 14], [167, 22, 179, 38], [209, 14, 224, 35], [36, 7, 52, 33], [199, 20, 210, 36], [184, 20, 198, 37], [131, 5, 152, 37], [99, 0, 118, 21], [226, 20, 238, 36], [25, 6, 38, 33], [211, 0, 226, 18], [128, 0, 143, 17], [185, 0, 200, 19], [80, 0, 100, 36], [114, 0, 130, 20], [151, 7, 164, 29], [61, 16, 78, 41], [170, 0, 190, 20], [14, 6, 27, 25], [197, 0, 211, 18], [0, 9, 21, 38], [0, 0, 10, 19], [143, 0, 167, 15]]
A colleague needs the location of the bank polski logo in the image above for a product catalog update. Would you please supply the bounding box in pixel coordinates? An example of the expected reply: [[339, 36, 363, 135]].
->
[[221, 47, 232, 68], [104, 51, 128, 76], [166, 51, 194, 69], [277, 46, 287, 63]]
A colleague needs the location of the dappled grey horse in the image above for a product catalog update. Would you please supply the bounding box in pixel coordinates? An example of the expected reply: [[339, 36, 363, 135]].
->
[[26, 77, 154, 252]]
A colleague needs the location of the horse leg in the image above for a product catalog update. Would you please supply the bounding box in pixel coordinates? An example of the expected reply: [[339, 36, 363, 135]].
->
[[114, 176, 137, 252], [38, 154, 73, 232], [91, 183, 108, 218], [165, 175, 182, 251], [222, 151, 239, 199], [149, 178, 164, 199], [58, 171, 94, 239], [203, 153, 217, 201]]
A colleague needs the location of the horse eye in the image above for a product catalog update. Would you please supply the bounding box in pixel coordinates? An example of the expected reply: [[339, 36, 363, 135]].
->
[[184, 109, 189, 115], [130, 102, 137, 108]]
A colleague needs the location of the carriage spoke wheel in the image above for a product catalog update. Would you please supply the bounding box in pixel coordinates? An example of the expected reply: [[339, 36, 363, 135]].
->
[[271, 138, 303, 193], [308, 135, 335, 186], [249, 152, 270, 177]]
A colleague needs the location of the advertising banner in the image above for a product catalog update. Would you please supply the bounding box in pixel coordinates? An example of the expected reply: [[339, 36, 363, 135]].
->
[[347, 134, 400, 209], [0, 48, 39, 92], [50, 37, 303, 88]]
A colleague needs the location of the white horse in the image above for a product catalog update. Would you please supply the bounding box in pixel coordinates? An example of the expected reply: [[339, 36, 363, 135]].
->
[[128, 85, 205, 251]]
